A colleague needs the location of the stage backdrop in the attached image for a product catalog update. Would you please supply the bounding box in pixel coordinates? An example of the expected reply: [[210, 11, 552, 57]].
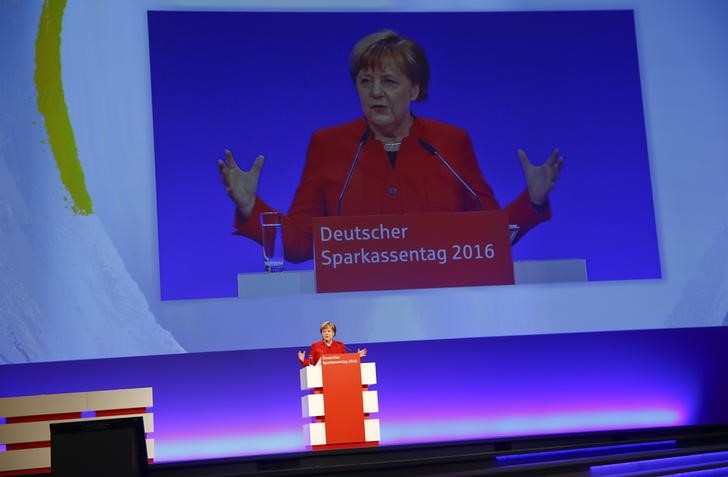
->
[[1, 0, 727, 466]]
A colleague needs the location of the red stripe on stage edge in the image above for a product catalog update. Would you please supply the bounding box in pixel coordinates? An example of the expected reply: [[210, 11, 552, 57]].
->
[[0, 467, 51, 476], [6, 412, 81, 423], [312, 441, 379, 451], [95, 407, 148, 417], [6, 441, 50, 450]]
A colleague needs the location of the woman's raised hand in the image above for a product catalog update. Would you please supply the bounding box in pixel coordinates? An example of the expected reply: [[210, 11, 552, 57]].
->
[[518, 148, 564, 207], [297, 350, 306, 362], [218, 149, 265, 218]]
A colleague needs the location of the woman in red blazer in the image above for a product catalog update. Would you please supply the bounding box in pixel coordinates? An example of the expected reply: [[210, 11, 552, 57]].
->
[[219, 30, 563, 263], [298, 321, 367, 367]]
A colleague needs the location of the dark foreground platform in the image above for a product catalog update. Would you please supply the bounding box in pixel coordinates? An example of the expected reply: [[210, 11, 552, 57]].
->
[[20, 425, 728, 476], [144, 425, 728, 477]]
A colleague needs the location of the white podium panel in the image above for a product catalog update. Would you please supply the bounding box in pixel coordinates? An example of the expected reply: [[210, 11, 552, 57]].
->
[[303, 422, 327, 446], [364, 419, 380, 442], [299, 365, 323, 390], [301, 394, 325, 418], [362, 390, 379, 414], [361, 362, 377, 386]]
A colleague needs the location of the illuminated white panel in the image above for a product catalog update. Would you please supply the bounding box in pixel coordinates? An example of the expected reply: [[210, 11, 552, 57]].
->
[[303, 422, 326, 446], [362, 390, 379, 414], [361, 362, 377, 385], [0, 392, 87, 417], [0, 388, 152, 417], [301, 394, 325, 418], [146, 438, 155, 459], [86, 388, 153, 410], [300, 365, 323, 390], [0, 448, 49, 473], [364, 419, 380, 442]]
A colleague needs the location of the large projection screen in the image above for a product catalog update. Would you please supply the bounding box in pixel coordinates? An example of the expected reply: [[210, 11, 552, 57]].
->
[[150, 10, 659, 300]]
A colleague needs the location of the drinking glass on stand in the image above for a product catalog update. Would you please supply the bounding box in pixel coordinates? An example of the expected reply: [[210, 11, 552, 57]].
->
[[260, 211, 285, 273], [508, 224, 520, 244]]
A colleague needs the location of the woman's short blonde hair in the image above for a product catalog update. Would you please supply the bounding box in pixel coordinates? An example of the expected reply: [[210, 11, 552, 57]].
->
[[349, 30, 430, 102], [320, 321, 337, 334]]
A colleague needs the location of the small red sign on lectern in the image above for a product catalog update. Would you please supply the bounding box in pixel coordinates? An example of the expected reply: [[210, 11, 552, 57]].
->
[[313, 211, 514, 293]]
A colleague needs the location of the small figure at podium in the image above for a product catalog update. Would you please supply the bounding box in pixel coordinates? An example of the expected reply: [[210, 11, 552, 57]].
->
[[298, 321, 367, 366]]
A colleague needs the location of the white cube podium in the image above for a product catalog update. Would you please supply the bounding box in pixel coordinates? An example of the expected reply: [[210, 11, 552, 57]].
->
[[300, 355, 379, 449]]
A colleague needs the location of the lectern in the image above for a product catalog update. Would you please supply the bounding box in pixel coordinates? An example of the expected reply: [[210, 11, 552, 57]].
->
[[300, 353, 379, 449]]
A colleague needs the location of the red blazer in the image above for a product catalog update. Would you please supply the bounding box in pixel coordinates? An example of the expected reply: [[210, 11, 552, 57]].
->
[[300, 339, 347, 367], [235, 116, 550, 262]]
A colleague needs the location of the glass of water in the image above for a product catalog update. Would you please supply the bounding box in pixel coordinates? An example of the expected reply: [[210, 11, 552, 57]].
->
[[260, 211, 285, 272]]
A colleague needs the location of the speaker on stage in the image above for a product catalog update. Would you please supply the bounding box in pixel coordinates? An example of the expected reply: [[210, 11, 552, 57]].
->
[[50, 416, 148, 477]]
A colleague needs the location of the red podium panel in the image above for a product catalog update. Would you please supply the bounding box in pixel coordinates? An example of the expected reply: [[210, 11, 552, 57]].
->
[[313, 211, 514, 293], [320, 354, 365, 445]]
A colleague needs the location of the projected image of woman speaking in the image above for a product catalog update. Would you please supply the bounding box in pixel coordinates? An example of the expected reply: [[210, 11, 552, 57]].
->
[[218, 30, 564, 263]]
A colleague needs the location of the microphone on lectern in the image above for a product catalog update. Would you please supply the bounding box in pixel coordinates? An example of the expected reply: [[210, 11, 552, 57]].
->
[[417, 138, 483, 210], [337, 127, 371, 216]]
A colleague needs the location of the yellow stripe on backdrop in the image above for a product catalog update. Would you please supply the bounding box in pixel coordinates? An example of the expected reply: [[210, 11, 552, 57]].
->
[[34, 0, 93, 215]]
